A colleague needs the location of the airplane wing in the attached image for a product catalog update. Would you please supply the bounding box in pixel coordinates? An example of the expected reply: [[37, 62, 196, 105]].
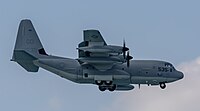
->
[[83, 30, 107, 46], [77, 30, 126, 71], [77, 56, 124, 71], [78, 30, 109, 58]]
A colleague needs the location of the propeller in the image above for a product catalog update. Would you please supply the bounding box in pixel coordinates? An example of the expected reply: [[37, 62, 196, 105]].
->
[[122, 39, 129, 58], [121, 39, 133, 67], [126, 51, 133, 67]]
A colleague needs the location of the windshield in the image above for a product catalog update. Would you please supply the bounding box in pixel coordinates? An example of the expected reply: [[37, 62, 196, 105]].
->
[[165, 62, 175, 71], [165, 63, 173, 67]]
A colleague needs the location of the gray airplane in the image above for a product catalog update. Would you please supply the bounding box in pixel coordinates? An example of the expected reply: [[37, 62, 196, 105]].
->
[[11, 19, 184, 91]]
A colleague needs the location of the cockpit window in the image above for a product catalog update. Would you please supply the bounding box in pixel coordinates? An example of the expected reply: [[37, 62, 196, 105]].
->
[[165, 62, 175, 71], [158, 63, 176, 72], [165, 63, 173, 67]]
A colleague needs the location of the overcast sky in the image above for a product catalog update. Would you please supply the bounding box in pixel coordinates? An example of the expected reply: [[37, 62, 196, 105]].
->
[[0, 0, 200, 111]]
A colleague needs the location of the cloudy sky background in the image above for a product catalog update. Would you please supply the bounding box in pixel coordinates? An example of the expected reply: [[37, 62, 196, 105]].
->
[[0, 0, 199, 111]]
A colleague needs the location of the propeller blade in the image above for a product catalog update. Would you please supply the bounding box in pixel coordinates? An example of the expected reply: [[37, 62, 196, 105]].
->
[[127, 59, 130, 67], [127, 51, 130, 67], [123, 39, 126, 58], [122, 39, 129, 59], [123, 39, 125, 48], [126, 51, 133, 67], [123, 51, 126, 59]]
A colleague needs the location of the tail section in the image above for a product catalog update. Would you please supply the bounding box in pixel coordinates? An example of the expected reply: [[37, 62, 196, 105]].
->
[[11, 19, 48, 72]]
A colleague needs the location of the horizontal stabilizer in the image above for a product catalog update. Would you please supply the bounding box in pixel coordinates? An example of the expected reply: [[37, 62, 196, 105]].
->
[[12, 50, 39, 72]]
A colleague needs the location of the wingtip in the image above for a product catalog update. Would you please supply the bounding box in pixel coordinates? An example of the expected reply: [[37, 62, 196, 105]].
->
[[20, 19, 32, 23], [84, 29, 100, 32]]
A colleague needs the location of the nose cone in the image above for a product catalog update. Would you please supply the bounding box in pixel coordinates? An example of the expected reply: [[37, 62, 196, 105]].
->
[[177, 71, 184, 79]]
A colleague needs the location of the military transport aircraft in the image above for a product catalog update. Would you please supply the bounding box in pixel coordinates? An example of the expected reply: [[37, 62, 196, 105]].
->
[[11, 19, 184, 91]]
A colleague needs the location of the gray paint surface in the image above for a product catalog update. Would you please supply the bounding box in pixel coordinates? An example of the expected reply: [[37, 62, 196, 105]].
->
[[12, 20, 184, 92], [1, 0, 200, 111]]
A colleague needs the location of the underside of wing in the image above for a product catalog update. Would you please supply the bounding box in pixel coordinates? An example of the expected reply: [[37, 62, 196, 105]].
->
[[77, 56, 124, 71]]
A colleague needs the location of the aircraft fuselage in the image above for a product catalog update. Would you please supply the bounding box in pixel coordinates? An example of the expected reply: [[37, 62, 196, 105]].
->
[[34, 56, 183, 91], [12, 20, 184, 91]]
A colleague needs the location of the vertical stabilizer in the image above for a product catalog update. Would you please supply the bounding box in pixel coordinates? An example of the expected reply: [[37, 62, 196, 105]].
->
[[11, 19, 48, 72]]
